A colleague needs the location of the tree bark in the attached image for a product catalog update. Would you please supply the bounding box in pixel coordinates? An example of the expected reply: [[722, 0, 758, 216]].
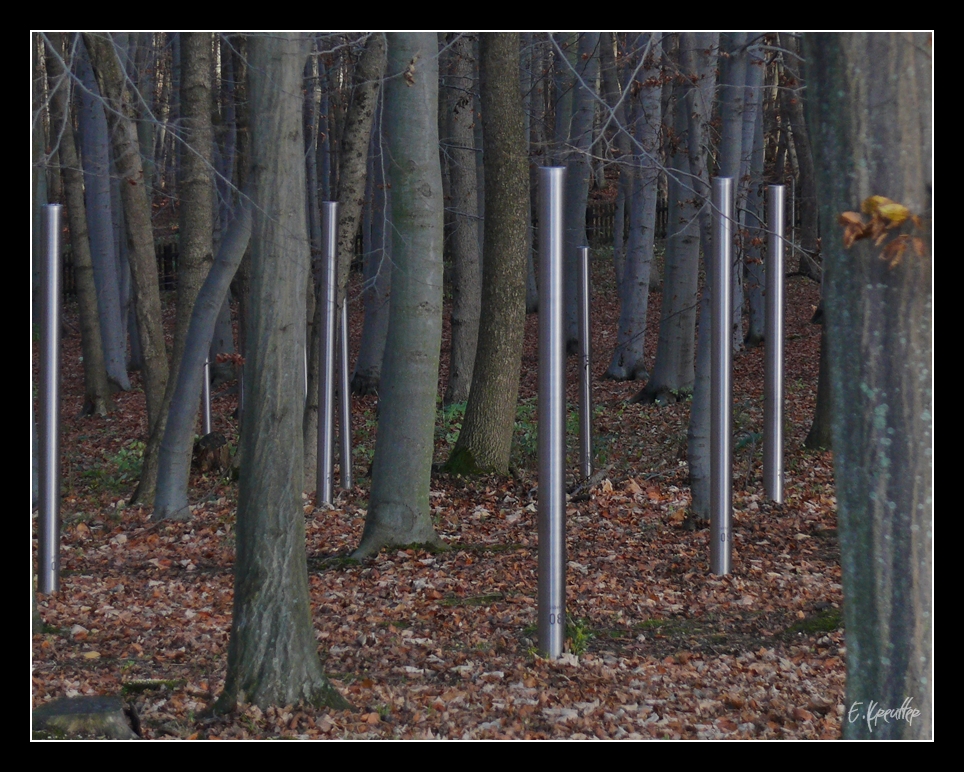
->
[[805, 32, 931, 738], [44, 32, 113, 417], [445, 32, 528, 476], [75, 42, 131, 393], [136, 32, 215, 506], [442, 32, 482, 407], [353, 33, 445, 559], [83, 32, 169, 438], [217, 33, 348, 711], [680, 31, 720, 521]]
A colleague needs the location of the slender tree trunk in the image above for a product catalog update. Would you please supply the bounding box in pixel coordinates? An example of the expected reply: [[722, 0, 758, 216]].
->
[[154, 199, 251, 521], [562, 32, 599, 353], [135, 32, 215, 506], [84, 32, 169, 439], [76, 42, 131, 393], [445, 32, 528, 475], [353, 32, 445, 559], [442, 32, 482, 406], [350, 116, 392, 396], [805, 33, 931, 738], [44, 33, 113, 417], [606, 32, 661, 381], [681, 31, 719, 521], [780, 33, 821, 281], [633, 69, 699, 405], [216, 33, 348, 712]]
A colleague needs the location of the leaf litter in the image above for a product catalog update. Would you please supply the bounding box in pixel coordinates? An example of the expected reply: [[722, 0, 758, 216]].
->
[[33, 262, 843, 739]]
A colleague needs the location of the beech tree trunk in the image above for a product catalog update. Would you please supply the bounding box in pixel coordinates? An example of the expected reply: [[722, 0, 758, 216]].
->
[[217, 33, 348, 711], [137, 32, 215, 506], [442, 32, 482, 407], [446, 32, 528, 475], [353, 32, 445, 559], [75, 42, 130, 393], [805, 32, 931, 739], [680, 31, 719, 521], [351, 115, 392, 396], [44, 32, 113, 417], [84, 32, 169, 439]]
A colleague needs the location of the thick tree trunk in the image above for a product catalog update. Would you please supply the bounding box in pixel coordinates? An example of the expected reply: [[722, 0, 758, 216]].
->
[[445, 32, 528, 476], [217, 33, 348, 712], [44, 33, 113, 417], [805, 32, 931, 738], [353, 33, 445, 559], [84, 33, 169, 439]]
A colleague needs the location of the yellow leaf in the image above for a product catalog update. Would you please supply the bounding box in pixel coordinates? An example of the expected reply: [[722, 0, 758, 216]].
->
[[878, 202, 910, 226]]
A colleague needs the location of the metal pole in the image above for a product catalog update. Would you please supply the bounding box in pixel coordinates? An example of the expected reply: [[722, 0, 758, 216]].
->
[[711, 178, 733, 576], [538, 167, 566, 658], [38, 205, 62, 595], [764, 185, 786, 503], [577, 245, 592, 481], [316, 202, 338, 505], [202, 359, 212, 434], [338, 296, 353, 490]]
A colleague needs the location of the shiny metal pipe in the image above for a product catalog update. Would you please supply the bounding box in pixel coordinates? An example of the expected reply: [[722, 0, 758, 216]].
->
[[577, 246, 592, 481], [538, 167, 566, 658], [765, 185, 785, 503], [316, 202, 338, 505], [202, 359, 212, 434], [338, 296, 352, 490], [38, 205, 62, 594], [711, 178, 733, 576]]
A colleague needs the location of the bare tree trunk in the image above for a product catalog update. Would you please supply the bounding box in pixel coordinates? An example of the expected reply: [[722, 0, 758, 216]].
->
[[44, 33, 113, 417], [680, 31, 719, 521], [350, 116, 392, 396], [442, 32, 482, 406], [75, 41, 131, 393], [806, 33, 932, 739], [135, 32, 215, 506], [354, 32, 445, 559], [84, 32, 169, 440], [445, 32, 528, 475], [216, 33, 348, 712]]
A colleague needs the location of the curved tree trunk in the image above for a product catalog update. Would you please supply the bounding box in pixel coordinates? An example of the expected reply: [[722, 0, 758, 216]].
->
[[217, 33, 348, 711], [353, 32, 445, 559], [137, 32, 215, 506], [446, 32, 528, 475]]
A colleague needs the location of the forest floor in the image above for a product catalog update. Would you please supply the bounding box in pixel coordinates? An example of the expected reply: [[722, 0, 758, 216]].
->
[[32, 251, 844, 740]]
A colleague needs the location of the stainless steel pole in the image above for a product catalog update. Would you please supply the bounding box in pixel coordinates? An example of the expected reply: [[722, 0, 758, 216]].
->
[[764, 185, 786, 503], [577, 245, 592, 481], [39, 205, 62, 594], [338, 297, 352, 490], [316, 202, 338, 505], [202, 359, 212, 434], [711, 178, 733, 576], [538, 167, 566, 658]]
